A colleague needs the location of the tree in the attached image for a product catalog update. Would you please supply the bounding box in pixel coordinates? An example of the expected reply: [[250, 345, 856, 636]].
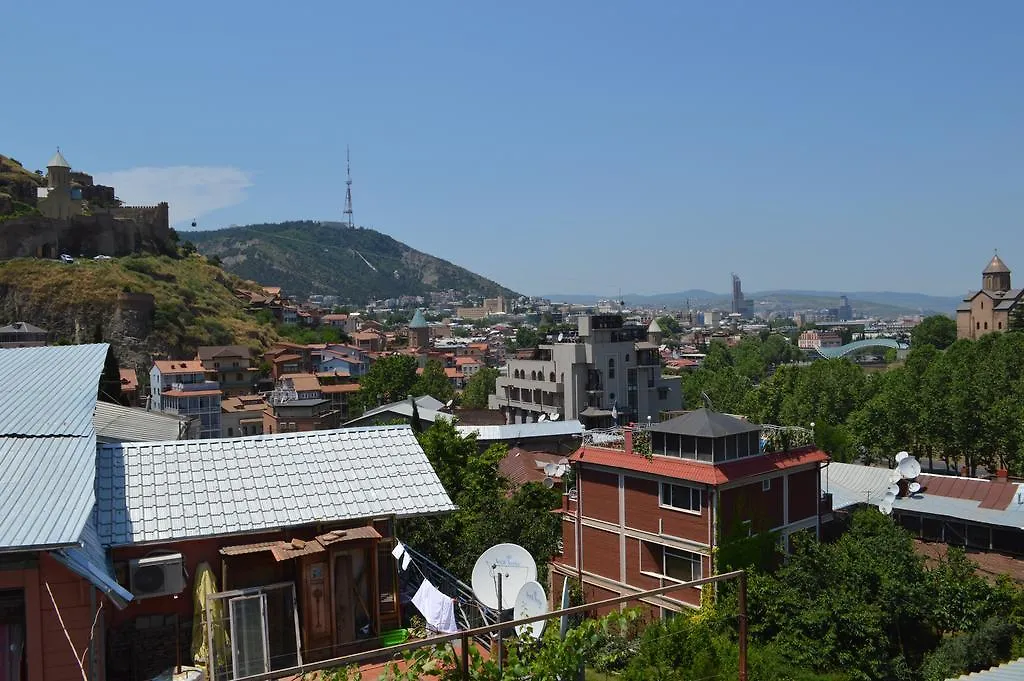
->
[[911, 315, 957, 350], [514, 326, 541, 350], [358, 354, 418, 408], [461, 367, 499, 409], [414, 359, 455, 402], [656, 315, 682, 335], [1010, 304, 1024, 332]]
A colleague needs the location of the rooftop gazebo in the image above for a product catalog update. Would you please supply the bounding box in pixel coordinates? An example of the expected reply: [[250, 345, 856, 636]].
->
[[648, 408, 762, 463]]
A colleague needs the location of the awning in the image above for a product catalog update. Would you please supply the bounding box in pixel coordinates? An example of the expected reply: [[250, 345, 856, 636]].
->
[[579, 406, 613, 417], [51, 547, 133, 609]]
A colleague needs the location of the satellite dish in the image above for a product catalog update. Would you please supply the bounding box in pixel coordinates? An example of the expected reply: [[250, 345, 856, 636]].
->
[[445, 399, 454, 408], [878, 498, 894, 515], [557, 333, 564, 342], [559, 577, 571, 639], [544, 463, 558, 477], [543, 477, 555, 489], [895, 451, 910, 463], [538, 414, 548, 422], [513, 581, 548, 639], [471, 544, 537, 611], [898, 456, 922, 480], [908, 481, 922, 494], [555, 464, 568, 478], [557, 457, 570, 466], [889, 470, 902, 484], [549, 413, 560, 421], [887, 484, 900, 497]]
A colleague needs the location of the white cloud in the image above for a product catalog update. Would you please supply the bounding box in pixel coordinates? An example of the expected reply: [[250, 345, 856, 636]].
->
[[94, 166, 253, 226]]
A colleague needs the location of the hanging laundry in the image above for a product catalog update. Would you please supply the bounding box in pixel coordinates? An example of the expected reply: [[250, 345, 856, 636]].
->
[[412, 578, 458, 634], [401, 551, 412, 571], [392, 541, 406, 561]]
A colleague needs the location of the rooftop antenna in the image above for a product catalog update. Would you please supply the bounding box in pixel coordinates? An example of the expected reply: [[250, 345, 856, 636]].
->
[[701, 391, 714, 411], [343, 145, 354, 228]]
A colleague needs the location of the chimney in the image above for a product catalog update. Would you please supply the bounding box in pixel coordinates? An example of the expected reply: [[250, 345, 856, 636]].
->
[[996, 468, 1009, 481], [624, 426, 633, 455]]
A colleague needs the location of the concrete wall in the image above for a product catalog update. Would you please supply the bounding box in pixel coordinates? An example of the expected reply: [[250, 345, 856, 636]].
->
[[0, 204, 174, 259]]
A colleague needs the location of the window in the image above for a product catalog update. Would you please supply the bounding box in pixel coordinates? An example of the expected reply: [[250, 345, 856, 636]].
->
[[228, 427, 234, 437], [550, 372, 556, 382], [762, 479, 771, 492], [660, 483, 702, 513], [626, 354, 630, 363], [984, 322, 988, 330], [976, 322, 980, 330], [999, 322, 1003, 329], [608, 357, 615, 379], [664, 548, 702, 583]]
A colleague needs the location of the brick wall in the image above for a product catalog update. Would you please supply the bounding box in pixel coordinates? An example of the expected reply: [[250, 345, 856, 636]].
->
[[788, 468, 820, 522], [580, 467, 618, 524], [623, 476, 709, 544], [581, 525, 619, 581], [719, 478, 784, 536]]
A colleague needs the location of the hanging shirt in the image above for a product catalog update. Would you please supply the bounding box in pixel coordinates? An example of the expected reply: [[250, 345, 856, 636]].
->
[[412, 578, 459, 634]]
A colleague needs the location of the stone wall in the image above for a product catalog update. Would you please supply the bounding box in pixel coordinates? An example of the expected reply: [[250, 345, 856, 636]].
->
[[0, 202, 175, 259]]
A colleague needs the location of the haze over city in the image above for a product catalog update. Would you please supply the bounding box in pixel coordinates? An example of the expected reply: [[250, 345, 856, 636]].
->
[[4, 1, 1022, 296]]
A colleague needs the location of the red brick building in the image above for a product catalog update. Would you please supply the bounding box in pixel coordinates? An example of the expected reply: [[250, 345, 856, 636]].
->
[[552, 408, 829, 617]]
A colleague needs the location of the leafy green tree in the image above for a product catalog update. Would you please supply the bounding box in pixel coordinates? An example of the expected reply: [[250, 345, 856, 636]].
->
[[358, 354, 418, 408], [461, 366, 500, 408], [911, 315, 957, 349], [514, 326, 541, 350], [656, 315, 682, 335], [413, 359, 455, 402]]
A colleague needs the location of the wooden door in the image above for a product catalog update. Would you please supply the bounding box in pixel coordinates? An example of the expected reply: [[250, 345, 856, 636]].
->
[[333, 554, 355, 645]]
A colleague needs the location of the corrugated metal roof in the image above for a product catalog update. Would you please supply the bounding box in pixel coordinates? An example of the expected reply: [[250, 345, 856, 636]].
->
[[0, 435, 96, 551], [0, 343, 109, 436], [51, 516, 132, 608], [824, 462, 1024, 529], [95, 425, 457, 547], [456, 419, 584, 442], [94, 401, 188, 443], [949, 657, 1024, 679]]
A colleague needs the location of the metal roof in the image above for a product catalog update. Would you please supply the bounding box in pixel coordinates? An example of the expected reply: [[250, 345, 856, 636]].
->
[[651, 408, 761, 438], [824, 462, 1024, 529], [346, 396, 453, 426], [409, 309, 428, 329], [456, 419, 584, 442], [0, 435, 97, 551], [949, 657, 1024, 679], [0, 344, 108, 552], [51, 516, 132, 608], [95, 425, 457, 547], [47, 149, 70, 168], [983, 253, 1011, 274], [93, 401, 189, 443], [0, 343, 110, 436]]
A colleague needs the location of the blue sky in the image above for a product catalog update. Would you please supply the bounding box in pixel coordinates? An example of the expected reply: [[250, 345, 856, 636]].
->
[[4, 1, 1022, 297]]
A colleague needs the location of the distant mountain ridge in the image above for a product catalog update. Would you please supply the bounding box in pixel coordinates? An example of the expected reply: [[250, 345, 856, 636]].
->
[[186, 221, 518, 303], [543, 289, 961, 316]]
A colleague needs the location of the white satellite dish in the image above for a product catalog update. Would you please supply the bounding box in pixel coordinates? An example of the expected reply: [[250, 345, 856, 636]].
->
[[557, 457, 570, 466], [895, 451, 910, 463], [878, 498, 894, 515], [898, 456, 922, 480], [538, 414, 548, 422], [513, 581, 548, 639], [887, 484, 900, 497], [554, 464, 568, 478], [549, 413, 560, 421], [557, 333, 564, 342], [908, 481, 922, 494], [559, 577, 571, 639], [543, 477, 555, 489], [544, 463, 558, 477], [471, 544, 537, 611]]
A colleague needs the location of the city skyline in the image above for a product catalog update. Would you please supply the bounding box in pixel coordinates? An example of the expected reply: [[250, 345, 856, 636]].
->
[[4, 1, 1022, 296]]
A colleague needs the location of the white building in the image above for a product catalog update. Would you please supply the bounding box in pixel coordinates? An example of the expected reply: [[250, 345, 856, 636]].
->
[[149, 360, 222, 438], [489, 315, 681, 427]]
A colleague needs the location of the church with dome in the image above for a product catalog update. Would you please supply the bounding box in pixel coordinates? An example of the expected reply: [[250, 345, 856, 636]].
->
[[956, 253, 1023, 340]]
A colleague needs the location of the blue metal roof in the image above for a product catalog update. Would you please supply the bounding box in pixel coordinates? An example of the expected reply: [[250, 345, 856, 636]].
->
[[51, 517, 132, 609], [0, 344, 108, 552], [0, 343, 110, 436], [95, 425, 457, 547]]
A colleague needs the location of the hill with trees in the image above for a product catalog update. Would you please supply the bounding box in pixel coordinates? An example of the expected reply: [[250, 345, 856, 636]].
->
[[184, 221, 518, 303]]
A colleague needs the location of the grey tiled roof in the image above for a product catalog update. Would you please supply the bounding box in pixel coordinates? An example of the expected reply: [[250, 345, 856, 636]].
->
[[95, 425, 456, 547], [94, 401, 189, 443]]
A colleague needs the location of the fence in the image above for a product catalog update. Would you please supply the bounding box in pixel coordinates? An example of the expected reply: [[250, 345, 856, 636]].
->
[[232, 569, 750, 681]]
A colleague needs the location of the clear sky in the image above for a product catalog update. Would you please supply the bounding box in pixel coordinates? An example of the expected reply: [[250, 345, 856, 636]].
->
[[4, 1, 1022, 297]]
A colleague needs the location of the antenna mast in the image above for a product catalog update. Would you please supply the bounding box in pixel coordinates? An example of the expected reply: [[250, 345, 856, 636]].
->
[[343, 145, 354, 228]]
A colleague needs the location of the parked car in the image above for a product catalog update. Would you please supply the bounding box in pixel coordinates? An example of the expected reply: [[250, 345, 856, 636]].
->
[[93, 254, 113, 261], [60, 254, 74, 264]]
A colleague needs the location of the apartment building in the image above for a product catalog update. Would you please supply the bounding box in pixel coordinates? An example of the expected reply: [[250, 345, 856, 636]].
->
[[552, 408, 828, 617], [149, 360, 222, 438], [196, 344, 256, 396], [490, 315, 681, 426]]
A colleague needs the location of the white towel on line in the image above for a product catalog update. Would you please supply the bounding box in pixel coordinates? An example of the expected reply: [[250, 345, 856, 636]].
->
[[412, 578, 459, 634]]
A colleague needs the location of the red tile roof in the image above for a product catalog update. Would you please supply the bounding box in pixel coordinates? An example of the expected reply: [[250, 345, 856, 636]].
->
[[571, 445, 828, 485], [119, 368, 138, 391], [499, 448, 565, 487], [321, 383, 361, 393], [153, 360, 205, 375]]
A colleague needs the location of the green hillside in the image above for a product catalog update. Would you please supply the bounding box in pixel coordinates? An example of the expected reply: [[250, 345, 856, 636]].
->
[[185, 221, 518, 303], [0, 255, 278, 367]]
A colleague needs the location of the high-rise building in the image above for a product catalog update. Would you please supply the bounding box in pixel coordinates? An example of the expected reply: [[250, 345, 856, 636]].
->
[[731, 274, 754, 318]]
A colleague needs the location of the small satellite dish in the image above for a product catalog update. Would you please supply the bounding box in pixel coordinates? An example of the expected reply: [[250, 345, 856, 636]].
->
[[887, 484, 900, 497], [557, 333, 564, 342], [544, 463, 558, 477], [559, 577, 571, 639], [549, 413, 560, 421], [878, 498, 894, 515], [557, 457, 570, 466], [895, 451, 910, 463], [513, 581, 548, 639], [898, 456, 922, 480], [555, 464, 568, 478], [908, 481, 922, 494], [445, 399, 454, 408], [538, 414, 548, 422], [543, 477, 555, 489], [889, 470, 902, 484], [471, 544, 538, 611]]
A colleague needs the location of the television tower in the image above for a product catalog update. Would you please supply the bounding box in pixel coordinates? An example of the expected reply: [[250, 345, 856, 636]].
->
[[343, 145, 354, 228]]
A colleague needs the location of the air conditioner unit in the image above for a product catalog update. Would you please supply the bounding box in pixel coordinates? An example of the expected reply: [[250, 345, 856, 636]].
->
[[129, 554, 185, 598]]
